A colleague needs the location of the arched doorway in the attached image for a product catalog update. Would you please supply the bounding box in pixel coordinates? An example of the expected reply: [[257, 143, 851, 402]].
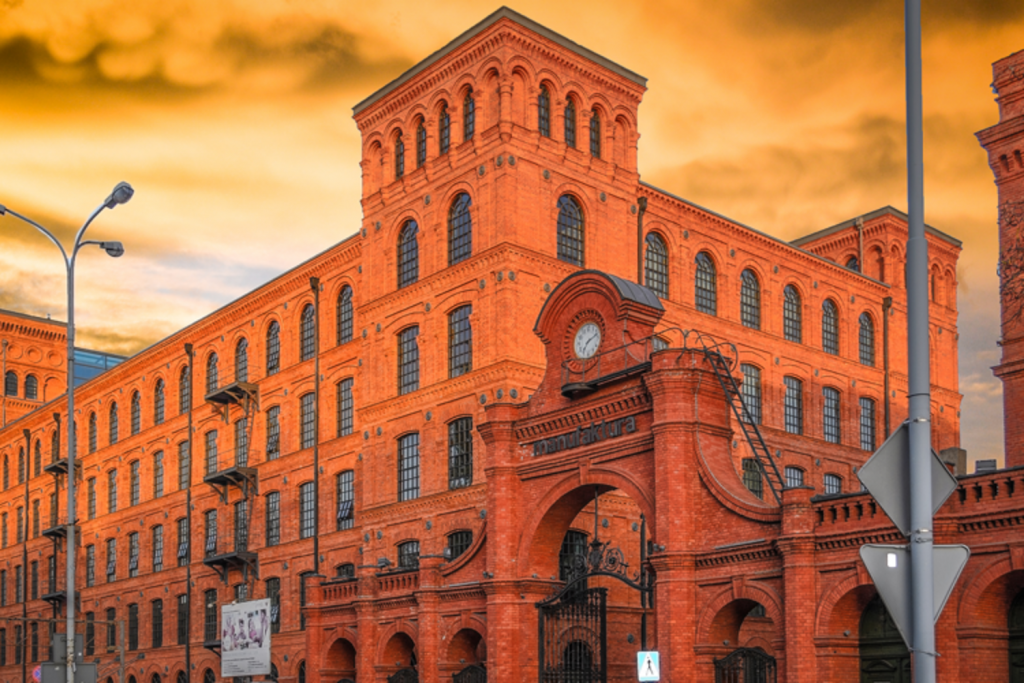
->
[[1011, 589, 1024, 682], [710, 599, 778, 682], [859, 595, 909, 683], [324, 637, 356, 683], [448, 628, 486, 682], [383, 632, 417, 683]]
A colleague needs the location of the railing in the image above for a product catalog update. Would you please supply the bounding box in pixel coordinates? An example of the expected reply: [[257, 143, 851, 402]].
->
[[377, 570, 418, 594], [321, 580, 359, 603]]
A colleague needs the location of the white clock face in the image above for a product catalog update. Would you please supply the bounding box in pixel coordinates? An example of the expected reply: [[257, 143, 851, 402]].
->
[[574, 322, 601, 359]]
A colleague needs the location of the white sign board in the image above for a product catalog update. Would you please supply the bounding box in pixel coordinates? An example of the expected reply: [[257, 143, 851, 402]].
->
[[637, 651, 660, 681], [221, 598, 272, 677]]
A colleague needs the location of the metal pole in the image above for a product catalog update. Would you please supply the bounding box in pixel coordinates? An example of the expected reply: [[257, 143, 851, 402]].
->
[[119, 619, 125, 683], [23, 428, 30, 683], [184, 343, 194, 683], [636, 196, 648, 286], [65, 246, 78, 683], [904, 1, 936, 681], [2, 339, 8, 427], [310, 277, 321, 578]]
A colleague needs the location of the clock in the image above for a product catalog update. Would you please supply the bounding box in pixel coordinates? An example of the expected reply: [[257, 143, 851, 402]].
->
[[573, 322, 601, 359]]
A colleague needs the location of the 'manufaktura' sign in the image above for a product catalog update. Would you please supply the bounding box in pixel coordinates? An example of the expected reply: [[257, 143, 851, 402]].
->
[[531, 416, 638, 456]]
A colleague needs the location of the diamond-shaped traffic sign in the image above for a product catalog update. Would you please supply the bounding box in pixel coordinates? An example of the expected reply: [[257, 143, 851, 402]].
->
[[857, 422, 958, 537]]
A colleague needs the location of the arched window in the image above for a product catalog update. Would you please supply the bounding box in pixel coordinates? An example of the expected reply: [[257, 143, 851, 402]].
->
[[89, 413, 98, 453], [784, 376, 803, 435], [266, 321, 280, 375], [206, 353, 219, 394], [823, 387, 841, 444], [397, 220, 419, 288], [51, 429, 59, 462], [556, 196, 584, 267], [33, 440, 41, 476], [742, 458, 763, 500], [178, 366, 190, 415], [858, 313, 875, 366], [2, 455, 7, 490], [17, 446, 24, 484], [783, 285, 802, 342], [739, 364, 761, 425], [397, 433, 420, 501], [463, 88, 475, 141], [336, 470, 354, 531], [822, 300, 839, 355], [564, 99, 576, 148], [448, 305, 472, 378], [235, 338, 248, 382], [438, 103, 450, 154], [447, 530, 473, 560], [860, 397, 877, 451], [336, 286, 353, 345], [589, 109, 601, 158], [300, 304, 316, 362], [154, 379, 165, 425], [398, 327, 420, 396], [448, 417, 473, 489], [416, 120, 427, 168], [109, 403, 119, 446], [740, 269, 760, 329], [24, 375, 37, 400], [4, 371, 16, 397], [644, 233, 669, 298], [846, 256, 860, 272], [394, 132, 405, 179], [448, 193, 473, 266], [823, 473, 842, 495], [538, 85, 550, 137], [694, 252, 717, 315], [130, 391, 141, 435], [336, 379, 353, 438], [784, 466, 804, 488]]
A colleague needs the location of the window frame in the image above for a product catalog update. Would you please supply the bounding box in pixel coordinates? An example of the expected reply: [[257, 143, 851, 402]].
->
[[694, 252, 717, 315], [397, 220, 419, 288], [556, 195, 585, 267], [397, 433, 420, 502], [783, 285, 802, 343], [644, 233, 669, 298], [740, 269, 761, 329]]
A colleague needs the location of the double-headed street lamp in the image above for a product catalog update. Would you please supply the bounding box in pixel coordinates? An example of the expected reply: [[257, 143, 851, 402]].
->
[[0, 181, 133, 683]]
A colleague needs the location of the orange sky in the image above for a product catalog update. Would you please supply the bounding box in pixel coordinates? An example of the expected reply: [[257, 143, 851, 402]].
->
[[1, 0, 1021, 465]]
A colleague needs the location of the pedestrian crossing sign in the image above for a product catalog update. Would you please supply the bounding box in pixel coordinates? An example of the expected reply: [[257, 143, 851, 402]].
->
[[637, 651, 660, 681]]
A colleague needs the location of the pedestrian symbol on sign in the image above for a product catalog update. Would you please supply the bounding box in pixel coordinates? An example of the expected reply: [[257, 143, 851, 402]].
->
[[637, 651, 660, 682]]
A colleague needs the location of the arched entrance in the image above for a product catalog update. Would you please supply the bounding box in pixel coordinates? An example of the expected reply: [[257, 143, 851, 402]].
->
[[1011, 589, 1024, 683], [383, 632, 417, 683], [448, 628, 486, 682], [324, 637, 356, 683], [859, 595, 909, 683], [709, 599, 779, 682]]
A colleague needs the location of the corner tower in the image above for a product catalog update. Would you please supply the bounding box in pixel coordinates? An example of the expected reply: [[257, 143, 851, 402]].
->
[[978, 49, 1024, 466]]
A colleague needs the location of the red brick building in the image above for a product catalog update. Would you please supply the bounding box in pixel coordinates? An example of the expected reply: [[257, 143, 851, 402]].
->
[[0, 8, 1020, 683]]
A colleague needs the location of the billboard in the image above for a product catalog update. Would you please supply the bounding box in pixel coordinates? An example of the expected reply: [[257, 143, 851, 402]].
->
[[221, 598, 272, 677]]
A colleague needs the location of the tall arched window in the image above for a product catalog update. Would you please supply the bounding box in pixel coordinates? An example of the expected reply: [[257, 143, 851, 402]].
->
[[51, 429, 59, 462], [538, 85, 550, 137], [178, 367, 190, 415], [694, 252, 717, 315], [438, 103, 450, 154], [206, 353, 219, 394], [556, 196, 584, 267], [740, 269, 761, 329], [89, 413, 98, 453], [823, 387, 841, 444], [589, 109, 601, 158], [300, 304, 315, 362], [154, 379, 165, 425], [398, 327, 420, 396], [33, 440, 41, 476], [4, 371, 16, 396], [336, 286, 353, 345], [739, 364, 761, 425], [448, 305, 472, 378], [394, 132, 405, 179], [397, 220, 419, 288], [644, 233, 669, 298], [822, 300, 839, 355], [130, 392, 141, 435], [783, 285, 802, 343], [860, 397, 877, 451], [858, 313, 875, 366], [416, 120, 426, 168], [266, 321, 280, 375], [448, 417, 473, 489], [846, 256, 860, 272], [784, 376, 803, 435], [448, 193, 472, 266], [397, 433, 420, 501], [336, 379, 353, 438], [463, 89, 475, 141], [2, 454, 7, 490], [109, 403, 119, 446], [564, 99, 576, 148], [235, 338, 248, 382], [24, 375, 37, 400]]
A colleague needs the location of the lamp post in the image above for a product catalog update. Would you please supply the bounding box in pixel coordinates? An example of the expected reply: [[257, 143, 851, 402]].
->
[[0, 181, 133, 683]]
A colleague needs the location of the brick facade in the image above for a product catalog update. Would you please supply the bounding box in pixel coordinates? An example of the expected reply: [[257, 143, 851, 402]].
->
[[0, 7, 1019, 683]]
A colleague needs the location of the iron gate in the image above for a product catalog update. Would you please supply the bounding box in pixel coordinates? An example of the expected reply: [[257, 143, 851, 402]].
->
[[538, 586, 607, 683], [713, 648, 777, 683], [453, 663, 487, 683]]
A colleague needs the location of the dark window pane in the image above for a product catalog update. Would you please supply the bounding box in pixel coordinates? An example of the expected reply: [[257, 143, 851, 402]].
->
[[564, 100, 576, 148], [695, 252, 717, 315], [784, 466, 804, 488], [860, 397, 877, 451], [448, 306, 473, 378], [447, 530, 473, 560], [336, 379, 354, 437], [559, 530, 588, 582], [742, 458, 763, 500], [300, 393, 316, 450], [538, 86, 550, 137], [644, 233, 669, 298], [784, 377, 803, 435], [397, 221, 419, 288], [300, 304, 316, 362], [448, 417, 473, 490], [265, 492, 280, 547], [824, 473, 842, 495], [416, 121, 426, 167], [206, 354, 218, 395], [397, 433, 420, 501], [336, 286, 353, 345], [740, 269, 761, 329], [234, 418, 248, 467], [448, 193, 473, 266], [336, 471, 354, 531], [266, 321, 281, 375], [398, 541, 420, 570], [589, 109, 600, 158], [556, 196, 584, 267], [859, 313, 875, 366], [154, 380, 165, 425], [131, 391, 141, 435], [235, 338, 248, 383], [822, 300, 839, 355], [463, 90, 475, 141], [266, 407, 280, 461], [299, 482, 315, 539], [823, 387, 841, 444], [398, 327, 420, 395], [438, 104, 450, 154], [739, 364, 761, 425], [783, 285, 802, 343], [394, 133, 404, 179]]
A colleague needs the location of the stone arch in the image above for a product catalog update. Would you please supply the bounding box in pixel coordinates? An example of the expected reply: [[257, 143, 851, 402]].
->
[[323, 635, 357, 682], [957, 556, 1024, 629], [444, 622, 487, 677], [696, 582, 784, 648], [378, 626, 418, 673]]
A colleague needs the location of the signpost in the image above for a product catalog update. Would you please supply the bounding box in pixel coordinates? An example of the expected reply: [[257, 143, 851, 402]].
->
[[637, 651, 660, 682]]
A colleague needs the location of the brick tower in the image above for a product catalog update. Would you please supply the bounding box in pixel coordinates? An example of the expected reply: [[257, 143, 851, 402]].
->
[[978, 49, 1024, 466]]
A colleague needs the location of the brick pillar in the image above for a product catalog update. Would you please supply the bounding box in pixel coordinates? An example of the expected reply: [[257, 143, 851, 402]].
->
[[977, 49, 1024, 466], [356, 571, 378, 683], [416, 556, 443, 683], [306, 584, 326, 683], [778, 486, 817, 683]]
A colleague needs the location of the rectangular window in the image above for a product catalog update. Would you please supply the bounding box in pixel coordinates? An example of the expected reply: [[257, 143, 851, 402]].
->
[[784, 377, 803, 435], [177, 594, 188, 645], [130, 460, 140, 506], [205, 430, 218, 476], [107, 469, 117, 513], [87, 477, 96, 519], [784, 466, 804, 489], [128, 532, 140, 578], [178, 440, 190, 490], [448, 417, 473, 489], [203, 589, 218, 643], [235, 417, 248, 467], [336, 471, 354, 531], [300, 393, 316, 450], [266, 577, 280, 634], [0, 569, 6, 606], [86, 545, 95, 587], [265, 492, 280, 547], [151, 599, 163, 648], [30, 622, 37, 663], [398, 327, 420, 395], [447, 531, 473, 561], [153, 451, 164, 498], [15, 565, 23, 603], [32, 499, 39, 538], [0, 627, 6, 666], [234, 583, 248, 602], [398, 433, 420, 501], [398, 540, 420, 570], [1, 512, 6, 547], [739, 364, 761, 425], [106, 608, 116, 652], [234, 500, 248, 552], [30, 560, 37, 600], [204, 510, 217, 557], [299, 482, 315, 539], [448, 306, 473, 378], [49, 492, 57, 528], [85, 613, 95, 656], [13, 625, 21, 665], [152, 525, 164, 572], [860, 397, 877, 451], [106, 538, 116, 583], [128, 603, 138, 651], [336, 380, 353, 437], [47, 555, 56, 594], [823, 387, 841, 444], [266, 407, 280, 461], [16, 507, 23, 543], [824, 473, 842, 495], [742, 458, 763, 500], [177, 518, 189, 567]]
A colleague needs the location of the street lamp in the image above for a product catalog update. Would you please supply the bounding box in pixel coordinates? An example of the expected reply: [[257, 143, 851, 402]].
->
[[0, 181, 133, 683]]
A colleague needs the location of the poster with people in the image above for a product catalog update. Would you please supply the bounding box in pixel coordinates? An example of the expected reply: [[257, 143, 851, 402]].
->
[[221, 598, 272, 677]]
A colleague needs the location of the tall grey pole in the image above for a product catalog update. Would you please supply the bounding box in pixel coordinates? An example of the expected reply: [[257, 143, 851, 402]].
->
[[904, 1, 936, 681]]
